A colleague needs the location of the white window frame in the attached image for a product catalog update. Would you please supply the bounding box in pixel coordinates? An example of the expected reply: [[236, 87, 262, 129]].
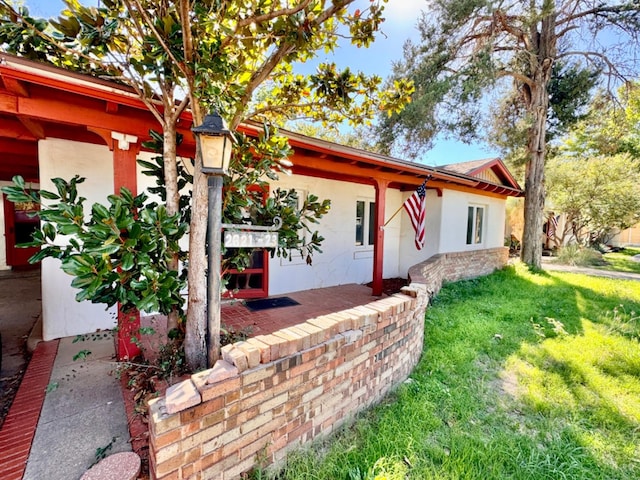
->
[[355, 198, 376, 247], [466, 204, 485, 245]]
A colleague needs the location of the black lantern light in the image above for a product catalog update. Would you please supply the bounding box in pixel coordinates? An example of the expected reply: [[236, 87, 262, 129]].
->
[[191, 112, 233, 175]]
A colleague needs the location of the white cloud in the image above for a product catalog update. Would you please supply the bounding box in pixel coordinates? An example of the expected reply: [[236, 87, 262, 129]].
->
[[383, 0, 428, 25]]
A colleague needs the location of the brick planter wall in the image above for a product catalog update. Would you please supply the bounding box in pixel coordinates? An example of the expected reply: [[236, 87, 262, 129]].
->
[[407, 247, 509, 299], [147, 247, 508, 479]]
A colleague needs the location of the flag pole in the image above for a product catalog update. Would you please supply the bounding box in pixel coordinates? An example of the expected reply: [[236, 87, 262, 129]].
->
[[384, 175, 433, 227], [383, 204, 405, 227]]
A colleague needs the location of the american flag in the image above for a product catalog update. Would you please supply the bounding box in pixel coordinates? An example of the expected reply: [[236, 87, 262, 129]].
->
[[404, 180, 427, 250], [547, 215, 559, 239]]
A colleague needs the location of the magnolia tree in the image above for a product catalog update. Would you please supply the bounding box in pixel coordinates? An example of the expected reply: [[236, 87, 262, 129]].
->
[[0, 0, 413, 369]]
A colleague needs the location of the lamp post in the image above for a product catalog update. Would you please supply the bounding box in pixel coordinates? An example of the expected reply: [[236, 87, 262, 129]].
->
[[192, 112, 233, 366]]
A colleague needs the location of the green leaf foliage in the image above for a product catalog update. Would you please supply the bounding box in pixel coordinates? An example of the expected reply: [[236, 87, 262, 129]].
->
[[547, 154, 640, 245], [1, 175, 187, 317], [559, 81, 640, 160], [0, 0, 412, 366]]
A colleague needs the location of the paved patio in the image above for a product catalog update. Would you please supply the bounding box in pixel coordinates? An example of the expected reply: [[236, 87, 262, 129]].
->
[[221, 284, 385, 336], [139, 283, 385, 358]]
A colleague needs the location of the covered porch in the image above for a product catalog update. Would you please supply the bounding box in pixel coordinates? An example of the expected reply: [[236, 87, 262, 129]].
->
[[141, 283, 396, 351], [220, 283, 392, 337]]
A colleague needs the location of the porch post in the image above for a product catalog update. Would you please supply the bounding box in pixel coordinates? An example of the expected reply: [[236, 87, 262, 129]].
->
[[112, 132, 142, 360], [372, 179, 389, 296]]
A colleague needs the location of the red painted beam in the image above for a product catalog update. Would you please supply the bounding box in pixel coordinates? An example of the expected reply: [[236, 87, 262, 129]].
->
[[113, 141, 142, 360], [0, 86, 197, 150], [372, 179, 389, 297]]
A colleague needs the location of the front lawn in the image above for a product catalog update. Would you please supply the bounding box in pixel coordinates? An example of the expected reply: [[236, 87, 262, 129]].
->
[[265, 263, 640, 480], [601, 247, 640, 275]]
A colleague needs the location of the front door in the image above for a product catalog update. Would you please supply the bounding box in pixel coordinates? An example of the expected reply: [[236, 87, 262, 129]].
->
[[3, 194, 40, 267]]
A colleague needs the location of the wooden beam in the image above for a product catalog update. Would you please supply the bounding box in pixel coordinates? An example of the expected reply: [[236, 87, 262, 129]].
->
[[292, 152, 424, 186], [113, 138, 140, 195], [0, 92, 18, 114], [0, 137, 38, 156], [112, 139, 142, 361], [17, 116, 45, 139], [2, 77, 30, 97], [105, 101, 119, 113], [0, 118, 38, 140], [0, 85, 196, 149], [372, 179, 390, 297], [292, 166, 375, 187], [87, 127, 115, 149]]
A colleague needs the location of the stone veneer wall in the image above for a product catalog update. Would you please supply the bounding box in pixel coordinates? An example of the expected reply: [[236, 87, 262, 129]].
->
[[147, 247, 508, 480]]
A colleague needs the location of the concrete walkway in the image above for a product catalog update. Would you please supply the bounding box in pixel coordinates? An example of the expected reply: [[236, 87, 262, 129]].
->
[[0, 331, 132, 480], [23, 333, 131, 480], [541, 258, 640, 281], [0, 269, 41, 423]]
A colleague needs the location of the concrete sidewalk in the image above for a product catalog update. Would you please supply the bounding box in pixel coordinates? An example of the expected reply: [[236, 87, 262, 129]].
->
[[24, 333, 132, 480], [541, 257, 640, 281], [0, 331, 132, 480]]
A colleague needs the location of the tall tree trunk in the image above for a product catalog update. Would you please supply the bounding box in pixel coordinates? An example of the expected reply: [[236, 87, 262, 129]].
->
[[521, 8, 556, 268], [163, 125, 181, 333], [185, 106, 209, 371], [178, 0, 210, 371], [521, 108, 547, 268]]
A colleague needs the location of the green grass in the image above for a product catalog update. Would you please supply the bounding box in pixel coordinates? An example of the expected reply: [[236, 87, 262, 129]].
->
[[600, 247, 640, 274], [263, 263, 640, 480]]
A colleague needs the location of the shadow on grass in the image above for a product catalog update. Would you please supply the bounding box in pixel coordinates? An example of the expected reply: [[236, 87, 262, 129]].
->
[[271, 264, 640, 480]]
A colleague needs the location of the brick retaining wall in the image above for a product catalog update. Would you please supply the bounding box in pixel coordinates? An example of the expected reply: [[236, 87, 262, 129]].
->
[[407, 247, 509, 299], [147, 247, 508, 479]]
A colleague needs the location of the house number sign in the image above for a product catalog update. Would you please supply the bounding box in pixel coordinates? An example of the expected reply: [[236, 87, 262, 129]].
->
[[222, 217, 282, 249], [224, 231, 278, 248]]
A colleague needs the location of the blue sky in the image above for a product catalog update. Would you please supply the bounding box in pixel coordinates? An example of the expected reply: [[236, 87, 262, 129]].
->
[[22, 0, 499, 165]]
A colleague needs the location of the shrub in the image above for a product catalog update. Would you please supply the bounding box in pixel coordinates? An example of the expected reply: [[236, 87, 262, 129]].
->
[[555, 244, 606, 267]]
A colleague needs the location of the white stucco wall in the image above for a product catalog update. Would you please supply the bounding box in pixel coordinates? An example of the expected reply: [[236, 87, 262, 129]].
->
[[267, 176, 404, 295], [39, 138, 118, 340], [438, 189, 506, 253], [39, 142, 181, 340]]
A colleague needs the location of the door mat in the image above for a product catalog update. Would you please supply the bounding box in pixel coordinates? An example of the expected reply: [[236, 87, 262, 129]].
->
[[245, 296, 300, 311]]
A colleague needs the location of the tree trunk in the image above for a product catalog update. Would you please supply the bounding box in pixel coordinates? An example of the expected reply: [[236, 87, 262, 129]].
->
[[521, 9, 556, 268], [521, 117, 546, 268], [163, 125, 181, 333], [184, 100, 210, 370]]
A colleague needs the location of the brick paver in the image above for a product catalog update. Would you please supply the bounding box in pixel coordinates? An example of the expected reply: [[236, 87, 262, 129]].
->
[[223, 284, 381, 336], [0, 339, 59, 480]]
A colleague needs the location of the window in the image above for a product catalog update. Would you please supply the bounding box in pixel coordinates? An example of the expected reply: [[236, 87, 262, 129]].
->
[[355, 200, 376, 246], [466, 205, 484, 245]]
